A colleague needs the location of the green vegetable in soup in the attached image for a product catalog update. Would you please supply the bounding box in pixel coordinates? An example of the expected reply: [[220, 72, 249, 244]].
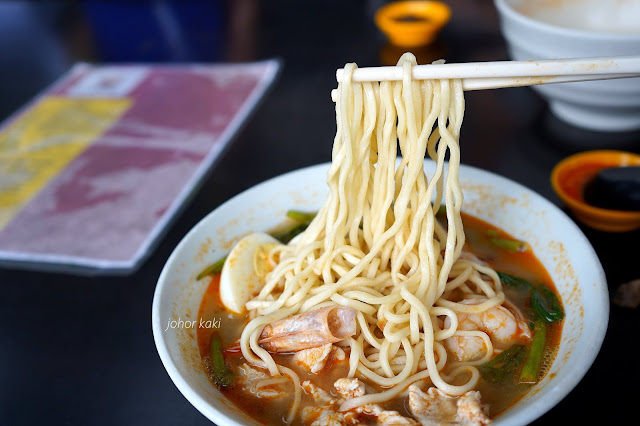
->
[[487, 273, 562, 385], [487, 230, 528, 252], [274, 210, 316, 243], [497, 272, 564, 323], [531, 285, 565, 323], [196, 256, 227, 280], [480, 321, 548, 385], [286, 210, 317, 222], [519, 319, 547, 384], [479, 344, 528, 384], [209, 332, 235, 388], [496, 271, 530, 289], [273, 222, 309, 244]]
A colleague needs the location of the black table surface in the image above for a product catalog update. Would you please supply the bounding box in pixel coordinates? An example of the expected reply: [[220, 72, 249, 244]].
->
[[1, 1, 638, 425]]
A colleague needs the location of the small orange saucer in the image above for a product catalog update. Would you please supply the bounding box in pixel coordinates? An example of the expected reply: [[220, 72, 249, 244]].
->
[[551, 150, 640, 232], [374, 1, 451, 48]]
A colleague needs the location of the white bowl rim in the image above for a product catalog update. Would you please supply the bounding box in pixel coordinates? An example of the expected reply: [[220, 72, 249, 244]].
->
[[495, 0, 640, 41], [152, 161, 609, 426]]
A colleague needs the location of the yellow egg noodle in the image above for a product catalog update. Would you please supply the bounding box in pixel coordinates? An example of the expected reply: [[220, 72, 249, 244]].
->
[[239, 53, 505, 422]]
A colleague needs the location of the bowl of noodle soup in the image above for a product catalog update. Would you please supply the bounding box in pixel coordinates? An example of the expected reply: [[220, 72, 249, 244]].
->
[[152, 160, 607, 425], [152, 55, 608, 425]]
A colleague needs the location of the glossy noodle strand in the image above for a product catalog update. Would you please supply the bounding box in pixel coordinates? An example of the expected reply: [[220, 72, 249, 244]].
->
[[239, 53, 505, 422]]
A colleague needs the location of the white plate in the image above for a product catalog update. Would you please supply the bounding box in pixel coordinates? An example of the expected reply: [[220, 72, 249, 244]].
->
[[152, 160, 608, 425]]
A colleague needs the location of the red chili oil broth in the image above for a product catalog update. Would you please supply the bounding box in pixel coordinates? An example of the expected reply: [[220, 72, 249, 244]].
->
[[195, 212, 564, 424]]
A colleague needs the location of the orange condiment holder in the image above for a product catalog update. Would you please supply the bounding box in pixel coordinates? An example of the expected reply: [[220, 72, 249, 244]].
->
[[375, 1, 451, 48], [551, 150, 640, 232]]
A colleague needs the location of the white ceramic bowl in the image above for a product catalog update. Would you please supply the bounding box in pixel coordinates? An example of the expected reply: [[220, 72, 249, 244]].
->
[[494, 0, 640, 132], [152, 161, 609, 425]]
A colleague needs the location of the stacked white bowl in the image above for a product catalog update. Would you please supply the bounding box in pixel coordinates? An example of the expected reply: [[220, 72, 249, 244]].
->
[[494, 0, 640, 132]]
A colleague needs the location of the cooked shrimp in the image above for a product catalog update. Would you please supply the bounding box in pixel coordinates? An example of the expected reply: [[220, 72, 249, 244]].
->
[[444, 299, 532, 362]]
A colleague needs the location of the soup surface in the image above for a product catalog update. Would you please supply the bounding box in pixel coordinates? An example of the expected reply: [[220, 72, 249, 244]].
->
[[196, 212, 563, 425]]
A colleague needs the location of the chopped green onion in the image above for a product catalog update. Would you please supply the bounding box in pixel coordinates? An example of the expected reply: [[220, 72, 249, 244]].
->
[[286, 210, 316, 222], [210, 332, 235, 388], [437, 205, 447, 215], [519, 319, 547, 384], [196, 256, 227, 280], [479, 345, 528, 384], [487, 230, 528, 252]]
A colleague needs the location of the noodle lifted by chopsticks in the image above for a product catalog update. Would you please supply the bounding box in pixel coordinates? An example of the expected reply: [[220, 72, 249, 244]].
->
[[240, 53, 505, 422]]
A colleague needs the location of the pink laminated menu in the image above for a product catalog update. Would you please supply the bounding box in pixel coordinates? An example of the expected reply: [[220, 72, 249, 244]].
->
[[0, 60, 280, 273]]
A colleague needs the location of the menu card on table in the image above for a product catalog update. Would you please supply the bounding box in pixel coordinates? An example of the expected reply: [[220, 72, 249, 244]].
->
[[0, 60, 280, 274]]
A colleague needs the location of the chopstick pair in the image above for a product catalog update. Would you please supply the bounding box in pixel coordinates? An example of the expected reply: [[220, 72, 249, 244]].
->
[[335, 56, 640, 91]]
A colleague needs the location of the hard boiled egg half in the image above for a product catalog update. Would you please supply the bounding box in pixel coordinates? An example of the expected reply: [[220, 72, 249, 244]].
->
[[219, 232, 281, 314]]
